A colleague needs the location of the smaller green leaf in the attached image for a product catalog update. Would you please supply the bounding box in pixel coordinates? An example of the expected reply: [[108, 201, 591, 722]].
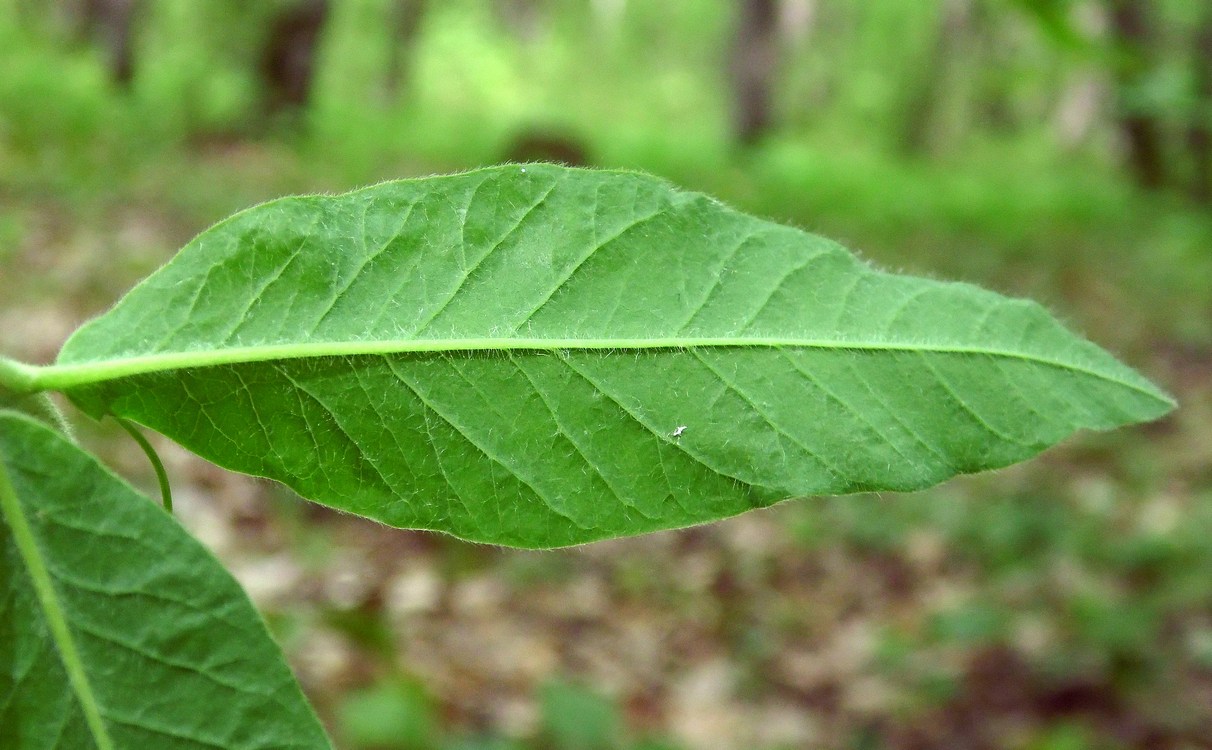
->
[[0, 411, 331, 750]]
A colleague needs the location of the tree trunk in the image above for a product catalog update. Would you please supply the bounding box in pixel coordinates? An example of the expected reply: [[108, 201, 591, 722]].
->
[[495, 0, 547, 42], [76, 0, 140, 88], [1106, 0, 1167, 190], [1188, 10, 1212, 204], [385, 0, 428, 99], [260, 0, 330, 116], [901, 0, 971, 156], [730, 0, 780, 146]]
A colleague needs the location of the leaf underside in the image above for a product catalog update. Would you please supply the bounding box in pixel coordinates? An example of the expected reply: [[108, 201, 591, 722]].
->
[[50, 164, 1172, 547], [0, 411, 331, 749]]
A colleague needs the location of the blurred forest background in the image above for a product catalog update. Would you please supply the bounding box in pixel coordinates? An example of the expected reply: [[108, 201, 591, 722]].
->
[[2, 1, 1211, 748]]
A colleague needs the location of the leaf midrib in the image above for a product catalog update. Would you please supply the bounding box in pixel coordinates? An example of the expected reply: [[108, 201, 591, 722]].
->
[[29, 336, 1172, 405], [0, 421, 116, 750]]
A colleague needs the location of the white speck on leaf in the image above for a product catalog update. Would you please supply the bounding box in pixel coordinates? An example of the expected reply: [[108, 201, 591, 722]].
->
[[672, 425, 687, 438]]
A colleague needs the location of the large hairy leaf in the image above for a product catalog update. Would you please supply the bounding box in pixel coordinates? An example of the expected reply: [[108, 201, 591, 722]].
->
[[29, 164, 1171, 547], [0, 411, 331, 749]]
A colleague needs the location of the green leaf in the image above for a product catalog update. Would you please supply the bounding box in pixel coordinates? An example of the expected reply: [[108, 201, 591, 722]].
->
[[33, 164, 1172, 547], [0, 411, 331, 749]]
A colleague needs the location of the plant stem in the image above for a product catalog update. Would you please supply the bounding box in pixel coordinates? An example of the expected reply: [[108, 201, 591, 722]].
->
[[115, 417, 174, 513], [0, 392, 75, 440], [0, 380, 76, 443], [37, 394, 77, 443], [0, 355, 39, 395]]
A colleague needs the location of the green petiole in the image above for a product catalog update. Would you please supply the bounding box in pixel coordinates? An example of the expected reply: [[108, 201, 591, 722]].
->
[[115, 417, 174, 513]]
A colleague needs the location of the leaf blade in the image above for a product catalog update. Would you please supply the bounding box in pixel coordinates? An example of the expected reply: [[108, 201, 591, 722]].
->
[[43, 164, 1173, 547], [0, 411, 331, 749]]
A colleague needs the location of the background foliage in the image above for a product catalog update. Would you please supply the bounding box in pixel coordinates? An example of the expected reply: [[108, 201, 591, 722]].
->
[[1, 1, 1209, 748]]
